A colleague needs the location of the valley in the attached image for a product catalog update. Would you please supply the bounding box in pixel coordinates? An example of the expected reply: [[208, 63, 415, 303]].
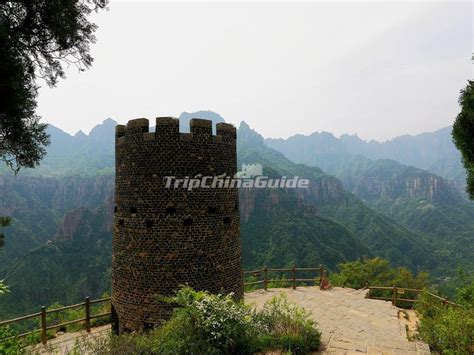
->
[[0, 111, 470, 319]]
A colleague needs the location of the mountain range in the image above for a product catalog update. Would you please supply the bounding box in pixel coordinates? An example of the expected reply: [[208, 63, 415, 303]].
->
[[265, 129, 474, 275], [0, 111, 471, 319], [266, 127, 466, 194]]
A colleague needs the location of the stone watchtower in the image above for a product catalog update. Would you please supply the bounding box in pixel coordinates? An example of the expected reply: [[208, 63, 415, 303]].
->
[[112, 117, 243, 333]]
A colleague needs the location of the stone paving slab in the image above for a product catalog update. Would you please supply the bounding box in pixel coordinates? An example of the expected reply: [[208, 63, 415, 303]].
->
[[30, 287, 430, 354], [245, 287, 430, 354], [29, 325, 111, 354]]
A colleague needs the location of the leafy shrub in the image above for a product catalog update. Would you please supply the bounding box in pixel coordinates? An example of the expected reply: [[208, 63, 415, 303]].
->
[[0, 325, 41, 352], [0, 281, 8, 295], [417, 277, 474, 354], [330, 258, 429, 308], [75, 287, 321, 354], [154, 287, 259, 354], [0, 326, 22, 354], [455, 276, 474, 308], [255, 293, 321, 353], [331, 257, 428, 290]]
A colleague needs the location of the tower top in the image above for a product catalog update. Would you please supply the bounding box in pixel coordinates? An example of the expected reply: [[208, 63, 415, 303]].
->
[[115, 117, 236, 145]]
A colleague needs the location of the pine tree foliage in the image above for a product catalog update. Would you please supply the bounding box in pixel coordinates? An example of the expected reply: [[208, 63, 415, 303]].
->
[[0, 0, 107, 172], [453, 80, 474, 199]]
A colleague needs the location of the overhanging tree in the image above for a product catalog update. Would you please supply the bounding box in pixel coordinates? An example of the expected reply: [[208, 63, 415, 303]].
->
[[452, 80, 474, 200], [0, 216, 10, 248], [0, 0, 108, 172], [0, 217, 9, 294], [0, 1, 107, 257]]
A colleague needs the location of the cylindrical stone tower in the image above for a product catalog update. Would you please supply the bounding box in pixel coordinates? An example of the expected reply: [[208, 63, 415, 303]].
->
[[112, 117, 243, 333]]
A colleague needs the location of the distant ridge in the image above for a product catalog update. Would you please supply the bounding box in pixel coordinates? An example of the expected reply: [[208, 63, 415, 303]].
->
[[178, 110, 225, 133], [265, 126, 465, 192], [4, 111, 225, 177]]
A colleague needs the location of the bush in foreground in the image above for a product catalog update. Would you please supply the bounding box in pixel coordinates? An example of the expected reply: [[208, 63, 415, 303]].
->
[[0, 326, 22, 354], [75, 287, 321, 354], [416, 280, 474, 354]]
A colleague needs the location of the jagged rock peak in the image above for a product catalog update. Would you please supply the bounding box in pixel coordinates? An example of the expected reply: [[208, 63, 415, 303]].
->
[[238, 121, 264, 146]]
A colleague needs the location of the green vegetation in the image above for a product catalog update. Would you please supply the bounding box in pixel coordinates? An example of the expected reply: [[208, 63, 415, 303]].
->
[[329, 258, 474, 353], [323, 257, 474, 353], [0, 327, 22, 354], [0, 216, 11, 295], [265, 124, 465, 196], [238, 122, 436, 272], [0, 116, 470, 335], [331, 257, 429, 308], [0, 296, 111, 349], [241, 189, 370, 271], [318, 195, 436, 271], [0, 207, 111, 320], [331, 257, 429, 290], [0, 216, 11, 248], [452, 80, 474, 199], [336, 158, 474, 278], [417, 277, 474, 354], [0, 326, 42, 353], [0, 119, 451, 319], [265, 121, 474, 278], [74, 287, 321, 355], [0, 282, 8, 295], [0, 1, 109, 172]]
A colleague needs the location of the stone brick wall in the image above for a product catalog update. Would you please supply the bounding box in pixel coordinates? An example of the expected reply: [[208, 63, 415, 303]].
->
[[111, 117, 243, 333]]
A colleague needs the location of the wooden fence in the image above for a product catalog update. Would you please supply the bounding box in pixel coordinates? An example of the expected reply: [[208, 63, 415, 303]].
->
[[243, 265, 325, 290], [367, 286, 460, 307], [1, 266, 461, 346], [0, 265, 324, 345], [0, 297, 111, 345]]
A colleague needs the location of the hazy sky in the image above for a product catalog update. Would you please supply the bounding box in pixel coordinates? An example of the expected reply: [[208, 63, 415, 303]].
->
[[37, 1, 472, 141]]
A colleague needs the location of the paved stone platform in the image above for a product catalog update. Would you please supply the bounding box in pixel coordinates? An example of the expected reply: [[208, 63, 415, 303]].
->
[[245, 287, 430, 354], [29, 325, 111, 354], [30, 287, 430, 354]]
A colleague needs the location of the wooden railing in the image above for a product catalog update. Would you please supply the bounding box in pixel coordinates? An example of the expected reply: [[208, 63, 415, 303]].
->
[[0, 296, 111, 345], [367, 286, 460, 307], [244, 265, 325, 290], [2, 268, 460, 346], [0, 265, 324, 346]]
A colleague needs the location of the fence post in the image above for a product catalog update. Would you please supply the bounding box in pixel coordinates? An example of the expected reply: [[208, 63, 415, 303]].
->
[[392, 285, 397, 306], [292, 264, 296, 290], [41, 306, 47, 345], [443, 297, 449, 306], [85, 297, 91, 333], [319, 264, 324, 287], [263, 266, 268, 291]]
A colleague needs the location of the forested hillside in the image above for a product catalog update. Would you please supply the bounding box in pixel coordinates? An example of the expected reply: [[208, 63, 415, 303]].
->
[[0, 206, 112, 319], [237, 122, 435, 271], [0, 112, 467, 319], [336, 158, 474, 275], [0, 175, 113, 266]]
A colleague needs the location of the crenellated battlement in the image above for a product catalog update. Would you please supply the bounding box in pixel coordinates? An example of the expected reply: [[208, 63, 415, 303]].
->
[[115, 117, 236, 145]]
